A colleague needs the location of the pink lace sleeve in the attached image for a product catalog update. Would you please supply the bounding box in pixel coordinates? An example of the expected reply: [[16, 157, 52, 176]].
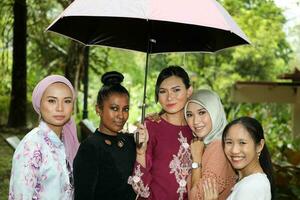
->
[[128, 122, 156, 198], [128, 163, 151, 198]]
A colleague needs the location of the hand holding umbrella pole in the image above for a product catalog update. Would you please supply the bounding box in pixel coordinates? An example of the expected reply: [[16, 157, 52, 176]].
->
[[135, 123, 149, 151]]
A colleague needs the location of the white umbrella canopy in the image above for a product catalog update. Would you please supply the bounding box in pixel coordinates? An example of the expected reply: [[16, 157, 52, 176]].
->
[[47, 0, 250, 131], [47, 0, 250, 53], [47, 0, 250, 147]]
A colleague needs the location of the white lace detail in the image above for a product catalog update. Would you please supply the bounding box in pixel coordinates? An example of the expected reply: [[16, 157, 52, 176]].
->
[[169, 131, 192, 200], [128, 165, 150, 198]]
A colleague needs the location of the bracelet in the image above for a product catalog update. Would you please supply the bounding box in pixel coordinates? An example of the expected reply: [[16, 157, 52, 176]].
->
[[192, 137, 203, 142], [136, 151, 146, 156]]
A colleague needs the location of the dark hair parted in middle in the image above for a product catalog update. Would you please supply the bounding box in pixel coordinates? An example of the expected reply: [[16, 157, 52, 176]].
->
[[97, 71, 130, 107], [155, 65, 191, 102]]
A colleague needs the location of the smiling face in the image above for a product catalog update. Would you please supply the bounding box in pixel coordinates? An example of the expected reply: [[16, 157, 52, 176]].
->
[[40, 82, 74, 135], [224, 124, 264, 176], [185, 102, 212, 138], [158, 76, 192, 114], [97, 93, 129, 135]]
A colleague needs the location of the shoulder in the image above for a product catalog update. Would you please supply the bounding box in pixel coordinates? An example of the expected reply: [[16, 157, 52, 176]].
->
[[121, 132, 135, 141], [205, 140, 223, 155], [145, 118, 160, 128], [14, 127, 43, 154], [82, 131, 104, 144], [203, 140, 233, 174], [20, 127, 41, 143], [234, 173, 271, 196], [12, 127, 47, 166], [77, 132, 104, 153], [243, 173, 270, 187], [144, 119, 163, 136], [122, 132, 134, 138]]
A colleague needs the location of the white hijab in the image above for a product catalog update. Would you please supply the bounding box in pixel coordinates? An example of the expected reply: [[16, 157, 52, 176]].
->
[[184, 89, 227, 145]]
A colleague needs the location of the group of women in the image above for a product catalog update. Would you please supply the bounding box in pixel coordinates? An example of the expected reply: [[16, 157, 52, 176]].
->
[[8, 66, 274, 200]]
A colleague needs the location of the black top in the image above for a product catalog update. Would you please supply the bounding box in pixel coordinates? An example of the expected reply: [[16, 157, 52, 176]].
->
[[73, 129, 136, 200]]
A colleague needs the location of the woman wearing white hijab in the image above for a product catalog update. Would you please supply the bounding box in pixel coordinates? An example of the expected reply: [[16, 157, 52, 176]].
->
[[184, 89, 236, 200]]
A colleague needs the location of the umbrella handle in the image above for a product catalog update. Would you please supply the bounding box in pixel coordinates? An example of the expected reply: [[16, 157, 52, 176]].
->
[[135, 131, 143, 148]]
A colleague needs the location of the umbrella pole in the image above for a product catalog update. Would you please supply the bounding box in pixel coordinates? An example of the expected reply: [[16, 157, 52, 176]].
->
[[141, 50, 149, 124], [141, 39, 156, 124], [82, 46, 90, 119], [136, 39, 155, 148]]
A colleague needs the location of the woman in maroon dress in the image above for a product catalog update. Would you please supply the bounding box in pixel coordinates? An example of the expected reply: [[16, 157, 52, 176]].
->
[[128, 66, 193, 200]]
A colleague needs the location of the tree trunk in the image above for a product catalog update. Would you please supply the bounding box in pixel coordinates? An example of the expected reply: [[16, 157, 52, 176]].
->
[[7, 0, 27, 128], [64, 42, 86, 117]]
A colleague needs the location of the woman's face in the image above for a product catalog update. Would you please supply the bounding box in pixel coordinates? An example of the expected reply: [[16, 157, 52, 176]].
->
[[97, 93, 129, 135], [185, 102, 212, 138], [223, 124, 264, 175], [158, 76, 192, 114], [40, 83, 74, 133]]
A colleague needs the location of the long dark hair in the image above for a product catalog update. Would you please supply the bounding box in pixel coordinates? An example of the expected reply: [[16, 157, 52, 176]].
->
[[97, 71, 130, 108], [154, 65, 191, 103], [222, 116, 275, 199]]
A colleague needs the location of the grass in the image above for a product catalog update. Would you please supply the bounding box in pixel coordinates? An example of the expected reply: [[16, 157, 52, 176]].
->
[[0, 127, 28, 200], [0, 136, 13, 199]]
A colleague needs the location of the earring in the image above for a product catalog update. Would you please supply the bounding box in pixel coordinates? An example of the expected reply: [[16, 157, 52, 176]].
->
[[257, 152, 261, 159]]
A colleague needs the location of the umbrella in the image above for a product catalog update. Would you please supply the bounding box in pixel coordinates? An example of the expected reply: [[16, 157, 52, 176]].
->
[[46, 0, 250, 123]]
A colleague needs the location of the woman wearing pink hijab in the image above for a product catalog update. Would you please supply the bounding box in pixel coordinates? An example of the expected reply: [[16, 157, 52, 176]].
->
[[9, 75, 79, 200]]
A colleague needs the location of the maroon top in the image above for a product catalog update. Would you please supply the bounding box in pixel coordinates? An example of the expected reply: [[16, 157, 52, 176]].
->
[[128, 118, 193, 200]]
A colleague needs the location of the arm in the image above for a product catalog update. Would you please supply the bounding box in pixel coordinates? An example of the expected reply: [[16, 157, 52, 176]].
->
[[73, 140, 99, 200], [9, 139, 43, 200], [135, 123, 148, 168], [128, 122, 154, 198], [190, 140, 205, 188], [189, 140, 233, 200]]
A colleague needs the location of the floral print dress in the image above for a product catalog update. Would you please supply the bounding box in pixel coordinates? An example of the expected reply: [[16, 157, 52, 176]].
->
[[9, 121, 73, 200]]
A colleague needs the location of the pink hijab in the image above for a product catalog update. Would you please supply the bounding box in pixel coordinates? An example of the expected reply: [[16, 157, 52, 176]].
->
[[32, 75, 79, 167]]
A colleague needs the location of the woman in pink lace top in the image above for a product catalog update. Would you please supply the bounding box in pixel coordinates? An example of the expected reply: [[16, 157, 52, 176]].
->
[[184, 89, 236, 200], [128, 66, 193, 200]]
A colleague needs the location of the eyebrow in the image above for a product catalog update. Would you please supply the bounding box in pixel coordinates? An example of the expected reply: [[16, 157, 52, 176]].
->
[[46, 96, 73, 99], [159, 85, 181, 90], [110, 104, 129, 108]]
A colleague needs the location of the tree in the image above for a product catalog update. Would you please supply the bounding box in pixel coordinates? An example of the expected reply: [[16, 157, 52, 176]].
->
[[7, 0, 27, 127]]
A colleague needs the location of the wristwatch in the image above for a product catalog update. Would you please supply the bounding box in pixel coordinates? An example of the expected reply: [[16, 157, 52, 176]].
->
[[191, 162, 201, 169]]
